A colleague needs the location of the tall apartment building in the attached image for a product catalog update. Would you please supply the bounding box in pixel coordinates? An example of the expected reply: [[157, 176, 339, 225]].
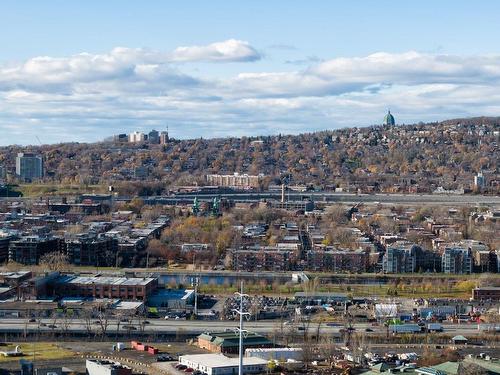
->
[[15, 153, 43, 181], [8, 235, 61, 265], [0, 165, 6, 180], [206, 173, 264, 189], [113, 133, 128, 143], [383, 244, 441, 273], [148, 129, 160, 144], [383, 247, 416, 273], [128, 131, 146, 143], [474, 172, 486, 190], [442, 247, 472, 274], [160, 131, 169, 144], [65, 233, 118, 267]]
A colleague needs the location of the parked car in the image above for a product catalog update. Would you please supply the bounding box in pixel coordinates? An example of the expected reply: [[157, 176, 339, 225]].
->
[[157, 355, 174, 362]]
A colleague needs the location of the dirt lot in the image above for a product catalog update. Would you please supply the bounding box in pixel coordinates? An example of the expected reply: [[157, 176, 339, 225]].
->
[[0, 340, 208, 374]]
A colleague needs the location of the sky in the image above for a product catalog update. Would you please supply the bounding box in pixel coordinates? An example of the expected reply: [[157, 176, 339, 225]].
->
[[1, 1, 500, 145]]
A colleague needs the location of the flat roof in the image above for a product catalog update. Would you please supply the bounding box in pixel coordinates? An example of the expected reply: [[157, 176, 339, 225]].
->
[[56, 275, 155, 286], [114, 301, 144, 310], [149, 289, 194, 300], [246, 347, 302, 353], [0, 271, 31, 279], [179, 353, 267, 368], [294, 292, 348, 298]]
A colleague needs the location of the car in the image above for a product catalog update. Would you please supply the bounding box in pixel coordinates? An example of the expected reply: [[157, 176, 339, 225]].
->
[[142, 320, 150, 324], [365, 328, 373, 332], [48, 324, 57, 329], [122, 325, 137, 330], [184, 368, 194, 373], [157, 355, 174, 362], [28, 318, 36, 323], [193, 371, 202, 375], [176, 364, 187, 370], [326, 322, 342, 327]]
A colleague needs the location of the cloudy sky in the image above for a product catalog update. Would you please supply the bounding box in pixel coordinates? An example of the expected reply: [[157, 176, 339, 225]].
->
[[1, 1, 500, 145]]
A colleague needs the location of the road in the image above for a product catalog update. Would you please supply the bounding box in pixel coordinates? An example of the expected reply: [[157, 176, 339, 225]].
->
[[165, 191, 500, 206], [0, 318, 486, 336]]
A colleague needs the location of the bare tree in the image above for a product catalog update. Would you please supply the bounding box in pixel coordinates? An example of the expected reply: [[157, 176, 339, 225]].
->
[[39, 251, 71, 272], [61, 310, 73, 336], [82, 309, 94, 337], [96, 306, 110, 339]]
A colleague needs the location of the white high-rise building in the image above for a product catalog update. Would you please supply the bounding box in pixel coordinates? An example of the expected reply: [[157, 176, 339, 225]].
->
[[15, 153, 43, 181], [128, 131, 146, 143], [474, 172, 486, 189]]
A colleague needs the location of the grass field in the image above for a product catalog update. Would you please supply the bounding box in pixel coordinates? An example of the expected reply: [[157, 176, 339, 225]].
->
[[0, 343, 75, 363], [18, 183, 106, 197], [197, 282, 474, 298]]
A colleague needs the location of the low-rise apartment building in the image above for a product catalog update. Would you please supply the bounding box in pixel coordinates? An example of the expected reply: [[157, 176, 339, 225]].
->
[[229, 247, 298, 271], [8, 235, 62, 265]]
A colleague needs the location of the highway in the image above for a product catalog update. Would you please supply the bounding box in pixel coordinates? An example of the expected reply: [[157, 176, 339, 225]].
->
[[0, 318, 486, 336], [3, 190, 499, 206], [175, 191, 500, 205]]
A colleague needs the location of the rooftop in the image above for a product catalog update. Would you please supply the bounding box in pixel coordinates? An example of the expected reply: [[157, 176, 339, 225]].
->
[[198, 331, 272, 348], [179, 353, 267, 367], [55, 275, 156, 287]]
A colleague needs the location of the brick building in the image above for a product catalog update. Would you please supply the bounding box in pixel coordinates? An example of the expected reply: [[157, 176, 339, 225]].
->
[[8, 235, 62, 265], [306, 249, 369, 273], [472, 287, 500, 301], [206, 173, 264, 189], [53, 275, 158, 301], [65, 233, 118, 267], [197, 331, 272, 354], [229, 247, 298, 271]]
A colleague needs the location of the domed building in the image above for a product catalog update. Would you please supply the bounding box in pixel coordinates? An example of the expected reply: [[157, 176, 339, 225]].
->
[[383, 110, 395, 125]]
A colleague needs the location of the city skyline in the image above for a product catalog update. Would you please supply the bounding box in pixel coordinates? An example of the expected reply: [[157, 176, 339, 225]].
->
[[1, 1, 500, 145]]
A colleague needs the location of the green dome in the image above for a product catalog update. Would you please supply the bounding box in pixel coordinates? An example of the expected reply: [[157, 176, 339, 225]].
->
[[383, 110, 395, 125]]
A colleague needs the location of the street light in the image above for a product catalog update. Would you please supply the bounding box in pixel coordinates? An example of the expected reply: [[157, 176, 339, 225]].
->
[[191, 276, 200, 316], [232, 282, 250, 375]]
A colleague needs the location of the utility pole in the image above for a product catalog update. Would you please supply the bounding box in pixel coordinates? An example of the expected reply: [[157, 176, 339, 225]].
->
[[191, 276, 200, 316], [233, 282, 250, 375]]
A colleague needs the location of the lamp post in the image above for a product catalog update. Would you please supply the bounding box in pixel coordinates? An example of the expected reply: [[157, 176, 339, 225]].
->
[[191, 276, 199, 316]]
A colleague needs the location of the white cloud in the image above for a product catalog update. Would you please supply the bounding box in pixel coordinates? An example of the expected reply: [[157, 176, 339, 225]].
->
[[171, 39, 261, 62], [310, 51, 500, 85], [1, 48, 500, 144]]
